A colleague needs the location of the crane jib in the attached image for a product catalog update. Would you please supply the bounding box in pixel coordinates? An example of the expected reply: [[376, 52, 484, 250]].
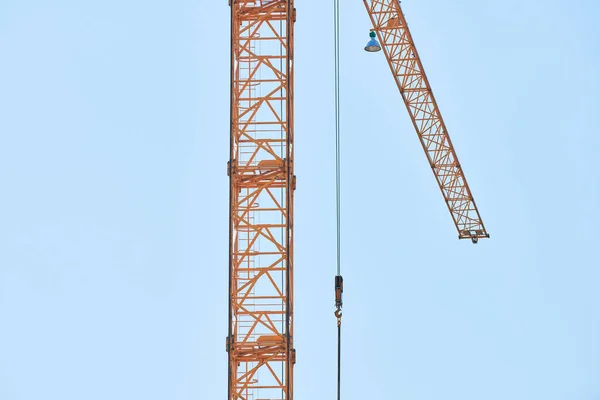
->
[[363, 0, 489, 243]]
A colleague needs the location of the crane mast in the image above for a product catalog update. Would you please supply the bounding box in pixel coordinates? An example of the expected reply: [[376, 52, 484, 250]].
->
[[228, 1, 295, 400], [363, 0, 488, 242]]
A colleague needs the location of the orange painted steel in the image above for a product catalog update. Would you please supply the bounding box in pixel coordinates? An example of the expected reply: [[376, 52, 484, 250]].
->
[[364, 0, 489, 242], [228, 1, 295, 400]]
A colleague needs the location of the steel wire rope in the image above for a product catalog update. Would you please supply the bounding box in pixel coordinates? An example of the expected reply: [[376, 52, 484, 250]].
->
[[334, 0, 341, 279], [333, 1, 342, 400]]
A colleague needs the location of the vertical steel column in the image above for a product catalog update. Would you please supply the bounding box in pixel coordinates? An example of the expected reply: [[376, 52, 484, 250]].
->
[[228, 1, 295, 399]]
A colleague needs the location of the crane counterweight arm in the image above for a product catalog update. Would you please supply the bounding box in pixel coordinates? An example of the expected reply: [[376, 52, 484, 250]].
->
[[363, 0, 489, 242]]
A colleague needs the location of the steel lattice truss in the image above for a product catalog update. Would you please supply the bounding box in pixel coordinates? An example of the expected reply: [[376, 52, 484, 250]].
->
[[228, 1, 295, 400], [364, 0, 488, 242]]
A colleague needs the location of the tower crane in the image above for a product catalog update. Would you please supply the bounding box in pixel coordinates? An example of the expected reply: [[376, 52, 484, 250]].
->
[[226, 1, 487, 400]]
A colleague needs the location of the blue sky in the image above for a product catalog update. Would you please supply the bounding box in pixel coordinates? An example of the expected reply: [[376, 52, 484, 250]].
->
[[1, 0, 599, 399]]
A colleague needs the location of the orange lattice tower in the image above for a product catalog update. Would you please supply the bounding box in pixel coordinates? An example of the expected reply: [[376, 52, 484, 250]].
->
[[227, 1, 296, 399]]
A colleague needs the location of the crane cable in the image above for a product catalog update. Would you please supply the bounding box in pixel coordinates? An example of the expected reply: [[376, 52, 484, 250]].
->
[[334, 0, 341, 279], [333, 1, 343, 400]]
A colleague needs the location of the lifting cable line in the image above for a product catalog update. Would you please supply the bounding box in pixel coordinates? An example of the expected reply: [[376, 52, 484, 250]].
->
[[334, 0, 341, 279], [333, 1, 343, 400]]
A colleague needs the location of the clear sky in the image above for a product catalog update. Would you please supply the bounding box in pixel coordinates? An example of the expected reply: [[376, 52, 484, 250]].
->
[[1, 0, 599, 399]]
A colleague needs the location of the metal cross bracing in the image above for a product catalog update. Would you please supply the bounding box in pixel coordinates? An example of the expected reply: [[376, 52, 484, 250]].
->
[[228, 1, 295, 400], [363, 0, 489, 243]]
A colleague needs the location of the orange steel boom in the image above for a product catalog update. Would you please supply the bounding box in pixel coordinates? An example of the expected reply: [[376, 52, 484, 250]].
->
[[363, 0, 488, 242], [227, 1, 295, 400]]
